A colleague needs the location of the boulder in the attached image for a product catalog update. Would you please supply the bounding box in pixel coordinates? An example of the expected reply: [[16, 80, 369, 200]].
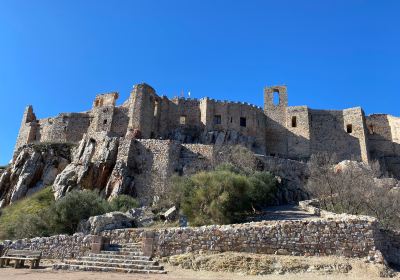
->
[[78, 211, 135, 235], [126, 207, 155, 227]]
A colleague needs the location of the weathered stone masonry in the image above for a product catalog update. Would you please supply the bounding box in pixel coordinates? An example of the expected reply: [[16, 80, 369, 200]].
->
[[0, 215, 386, 263], [13, 83, 400, 178]]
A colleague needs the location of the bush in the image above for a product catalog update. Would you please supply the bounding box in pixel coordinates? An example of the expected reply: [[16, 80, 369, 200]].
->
[[171, 167, 277, 226], [0, 189, 144, 239], [0, 187, 54, 240], [306, 153, 400, 230], [109, 195, 139, 212], [47, 190, 110, 235]]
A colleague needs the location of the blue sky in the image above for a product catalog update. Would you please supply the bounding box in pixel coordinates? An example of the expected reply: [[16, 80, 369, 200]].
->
[[0, 0, 399, 164]]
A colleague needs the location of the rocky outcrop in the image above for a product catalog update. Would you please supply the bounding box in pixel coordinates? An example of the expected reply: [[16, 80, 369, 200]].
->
[[0, 143, 72, 207], [259, 155, 309, 204], [78, 211, 135, 235], [53, 134, 119, 199]]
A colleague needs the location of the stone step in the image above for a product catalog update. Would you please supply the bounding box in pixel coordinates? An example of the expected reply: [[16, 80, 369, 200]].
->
[[105, 247, 142, 253], [87, 253, 150, 260], [78, 256, 158, 265], [108, 243, 141, 248], [53, 264, 167, 274], [100, 250, 143, 256], [64, 260, 163, 270]]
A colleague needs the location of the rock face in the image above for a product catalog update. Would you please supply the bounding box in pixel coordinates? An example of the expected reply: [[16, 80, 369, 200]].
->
[[78, 211, 135, 235], [52, 134, 119, 200], [0, 143, 72, 207]]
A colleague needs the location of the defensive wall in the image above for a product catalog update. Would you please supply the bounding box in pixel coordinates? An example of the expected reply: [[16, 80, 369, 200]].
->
[[13, 83, 400, 177]]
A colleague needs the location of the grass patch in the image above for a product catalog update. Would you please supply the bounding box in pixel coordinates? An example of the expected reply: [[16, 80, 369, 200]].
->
[[0, 187, 54, 240]]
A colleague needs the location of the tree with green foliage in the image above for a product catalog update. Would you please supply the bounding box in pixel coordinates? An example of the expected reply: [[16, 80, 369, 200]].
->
[[47, 190, 110, 235], [170, 166, 277, 226]]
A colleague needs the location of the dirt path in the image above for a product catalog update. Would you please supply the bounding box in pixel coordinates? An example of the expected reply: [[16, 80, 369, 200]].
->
[[0, 262, 397, 280]]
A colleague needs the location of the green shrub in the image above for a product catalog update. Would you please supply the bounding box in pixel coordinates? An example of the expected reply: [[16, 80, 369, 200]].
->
[[47, 190, 110, 235], [0, 187, 54, 240], [171, 168, 277, 226], [109, 195, 139, 212], [0, 189, 143, 239]]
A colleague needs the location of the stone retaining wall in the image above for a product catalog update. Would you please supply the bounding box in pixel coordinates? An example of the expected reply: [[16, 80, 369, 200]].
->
[[1, 202, 394, 264], [2, 233, 93, 259]]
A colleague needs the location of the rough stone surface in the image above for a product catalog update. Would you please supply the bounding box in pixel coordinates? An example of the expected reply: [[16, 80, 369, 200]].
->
[[78, 211, 135, 235], [0, 143, 72, 206], [6, 82, 400, 206], [5, 200, 400, 267], [127, 207, 155, 227]]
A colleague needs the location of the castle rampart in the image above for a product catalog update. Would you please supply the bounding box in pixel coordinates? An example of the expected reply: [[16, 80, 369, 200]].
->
[[13, 83, 400, 178]]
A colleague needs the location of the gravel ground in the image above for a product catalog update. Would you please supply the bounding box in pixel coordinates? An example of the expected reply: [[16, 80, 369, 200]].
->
[[0, 255, 397, 280]]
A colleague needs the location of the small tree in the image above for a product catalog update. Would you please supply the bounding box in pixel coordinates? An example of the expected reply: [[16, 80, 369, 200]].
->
[[171, 167, 277, 226], [48, 190, 109, 234]]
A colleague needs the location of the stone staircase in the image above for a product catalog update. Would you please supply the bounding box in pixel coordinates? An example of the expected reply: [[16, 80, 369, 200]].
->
[[53, 243, 166, 274]]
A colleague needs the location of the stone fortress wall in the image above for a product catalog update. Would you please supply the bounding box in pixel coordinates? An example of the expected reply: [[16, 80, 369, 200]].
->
[[13, 83, 400, 178]]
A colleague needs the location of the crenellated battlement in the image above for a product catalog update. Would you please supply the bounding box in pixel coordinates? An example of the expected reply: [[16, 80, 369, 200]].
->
[[12, 83, 400, 178]]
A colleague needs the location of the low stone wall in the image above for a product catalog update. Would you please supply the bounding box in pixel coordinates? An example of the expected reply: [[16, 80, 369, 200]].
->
[[2, 233, 93, 259], [0, 202, 391, 264], [153, 219, 382, 260]]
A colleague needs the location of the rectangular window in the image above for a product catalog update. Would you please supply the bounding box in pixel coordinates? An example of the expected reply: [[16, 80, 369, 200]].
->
[[179, 115, 186, 125], [291, 116, 297, 127], [346, 124, 353, 133], [214, 115, 221, 125], [240, 117, 247, 127]]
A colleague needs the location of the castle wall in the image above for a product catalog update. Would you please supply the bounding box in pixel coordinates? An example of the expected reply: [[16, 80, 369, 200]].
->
[[111, 107, 129, 136], [130, 139, 181, 204], [199, 98, 266, 152], [127, 84, 160, 139], [13, 83, 398, 171], [14, 106, 38, 157], [264, 86, 289, 157], [38, 113, 91, 144], [308, 108, 369, 163], [286, 106, 311, 160], [366, 114, 400, 177]]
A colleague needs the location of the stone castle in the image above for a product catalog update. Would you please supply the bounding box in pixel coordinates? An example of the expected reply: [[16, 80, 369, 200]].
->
[[14, 83, 400, 176]]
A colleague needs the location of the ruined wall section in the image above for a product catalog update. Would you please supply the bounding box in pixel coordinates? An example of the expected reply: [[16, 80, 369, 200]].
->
[[14, 106, 38, 157], [127, 84, 161, 139], [38, 113, 91, 144], [367, 114, 400, 157], [309, 108, 369, 163], [264, 86, 288, 157], [179, 144, 214, 174], [286, 106, 311, 160], [130, 139, 181, 204], [367, 114, 400, 177], [343, 108, 370, 163], [160, 98, 203, 142], [111, 106, 129, 136], [200, 98, 266, 153]]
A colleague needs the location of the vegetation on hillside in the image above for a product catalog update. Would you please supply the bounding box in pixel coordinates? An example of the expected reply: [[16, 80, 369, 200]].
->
[[306, 153, 400, 230], [170, 164, 277, 226], [0, 189, 139, 240], [0, 187, 54, 240]]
